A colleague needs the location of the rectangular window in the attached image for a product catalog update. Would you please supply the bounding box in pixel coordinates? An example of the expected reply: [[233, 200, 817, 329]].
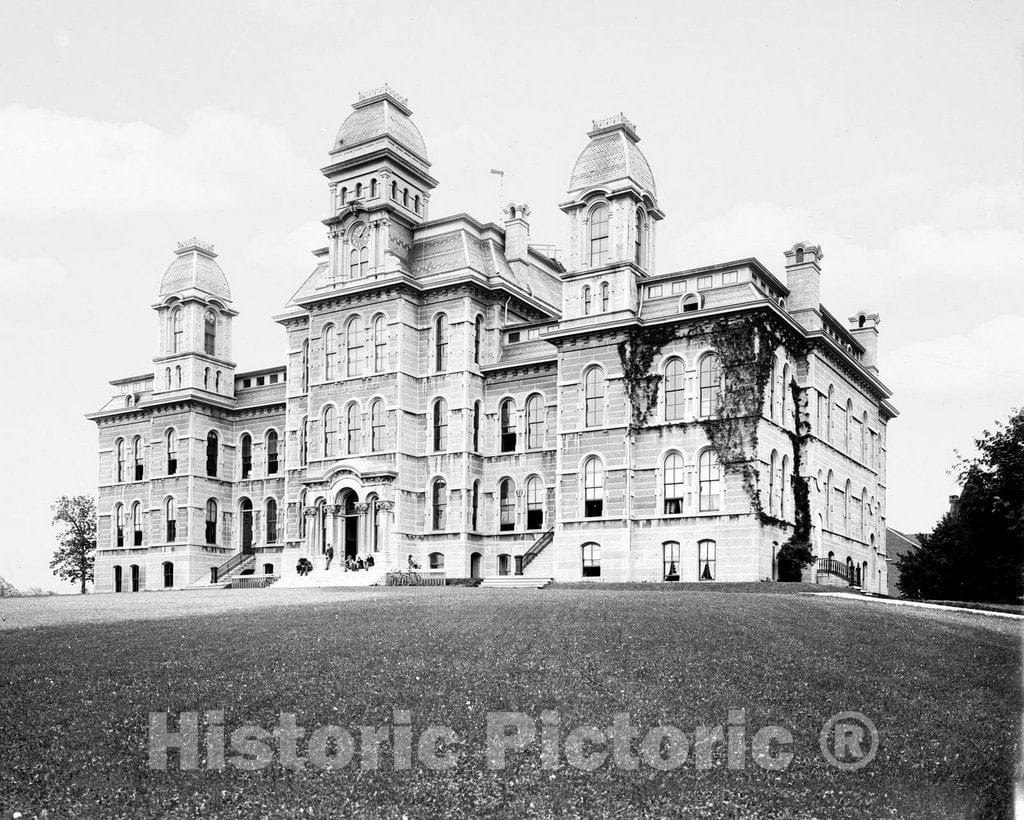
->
[[699, 456, 721, 512], [671, 281, 686, 294], [498, 554, 510, 576], [506, 331, 521, 344], [500, 495, 515, 532], [514, 556, 524, 576], [698, 540, 716, 580], [697, 276, 713, 290], [647, 285, 663, 298], [205, 521, 216, 545], [664, 541, 681, 581], [166, 520, 176, 542], [722, 270, 738, 284]]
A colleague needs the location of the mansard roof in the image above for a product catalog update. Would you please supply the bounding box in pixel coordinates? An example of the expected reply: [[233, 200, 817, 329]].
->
[[159, 240, 231, 302]]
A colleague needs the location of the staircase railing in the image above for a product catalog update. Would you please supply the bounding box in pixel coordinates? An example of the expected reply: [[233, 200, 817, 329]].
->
[[521, 528, 555, 571], [211, 552, 254, 584], [816, 557, 861, 586]]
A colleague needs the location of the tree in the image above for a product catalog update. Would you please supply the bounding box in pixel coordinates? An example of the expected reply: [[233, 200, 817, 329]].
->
[[897, 408, 1024, 603], [50, 495, 97, 594]]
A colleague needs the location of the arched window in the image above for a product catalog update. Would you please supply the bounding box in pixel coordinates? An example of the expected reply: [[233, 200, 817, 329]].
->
[[634, 208, 645, 267], [768, 450, 778, 514], [431, 479, 447, 530], [470, 481, 480, 530], [162, 561, 174, 589], [323, 324, 337, 381], [526, 477, 544, 529], [827, 385, 834, 443], [391, 181, 397, 199], [115, 438, 125, 482], [204, 367, 210, 389], [582, 542, 601, 577], [825, 470, 834, 528], [131, 436, 144, 481], [795, 248, 804, 264], [355, 182, 363, 199], [301, 339, 310, 392], [215, 370, 221, 392], [781, 362, 791, 425], [175, 365, 181, 388], [414, 195, 421, 214], [781, 455, 790, 518], [370, 400, 385, 451], [346, 403, 361, 454], [322, 406, 338, 458], [472, 401, 481, 451], [499, 478, 515, 531], [583, 457, 604, 517], [113, 565, 123, 593], [206, 431, 218, 476], [861, 488, 868, 539], [171, 308, 184, 353], [402, 188, 409, 207], [266, 430, 279, 475], [474, 315, 483, 365], [681, 293, 701, 313], [349, 248, 360, 279], [698, 540, 716, 581], [240, 433, 252, 479], [699, 354, 721, 417], [498, 554, 511, 576], [429, 552, 444, 569], [373, 315, 387, 372], [525, 394, 543, 449], [698, 449, 721, 512], [664, 358, 685, 421], [862, 411, 869, 463], [239, 497, 253, 550], [844, 479, 852, 533], [299, 417, 308, 466], [204, 310, 217, 355], [165, 497, 177, 542], [583, 367, 605, 427], [346, 316, 364, 376], [370, 178, 378, 198], [769, 355, 778, 421], [131, 501, 143, 546], [164, 432, 179, 477], [432, 398, 448, 451], [359, 245, 369, 277], [582, 285, 592, 315], [499, 398, 516, 452], [846, 399, 854, 453], [114, 503, 124, 547], [589, 204, 610, 267], [205, 499, 217, 544], [663, 452, 684, 514], [600, 282, 610, 312], [434, 315, 448, 372], [663, 541, 680, 581], [266, 498, 278, 544]]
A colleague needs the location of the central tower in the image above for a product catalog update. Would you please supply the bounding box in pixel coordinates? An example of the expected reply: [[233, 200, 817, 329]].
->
[[320, 85, 438, 282]]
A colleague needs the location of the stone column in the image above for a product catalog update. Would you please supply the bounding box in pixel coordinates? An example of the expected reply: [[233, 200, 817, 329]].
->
[[354, 502, 370, 555], [377, 500, 394, 569]]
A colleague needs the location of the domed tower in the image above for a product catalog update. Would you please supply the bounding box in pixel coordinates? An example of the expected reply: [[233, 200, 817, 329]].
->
[[153, 238, 237, 397], [320, 85, 438, 281], [561, 115, 663, 277]]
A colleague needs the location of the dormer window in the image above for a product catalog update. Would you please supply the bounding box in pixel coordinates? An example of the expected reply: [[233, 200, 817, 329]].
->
[[589, 204, 609, 267], [681, 293, 701, 313]]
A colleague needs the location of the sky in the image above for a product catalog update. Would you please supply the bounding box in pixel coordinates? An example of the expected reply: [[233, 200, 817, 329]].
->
[[0, 0, 1021, 591]]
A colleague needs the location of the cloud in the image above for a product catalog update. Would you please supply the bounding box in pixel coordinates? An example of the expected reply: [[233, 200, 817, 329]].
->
[[0, 105, 307, 218]]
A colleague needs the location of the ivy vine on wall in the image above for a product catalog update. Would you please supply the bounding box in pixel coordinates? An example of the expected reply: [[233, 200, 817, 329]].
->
[[617, 311, 815, 581]]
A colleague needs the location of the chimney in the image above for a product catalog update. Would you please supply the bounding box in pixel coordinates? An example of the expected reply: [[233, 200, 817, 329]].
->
[[848, 310, 880, 372], [948, 494, 960, 519], [783, 243, 823, 330], [503, 202, 531, 263]]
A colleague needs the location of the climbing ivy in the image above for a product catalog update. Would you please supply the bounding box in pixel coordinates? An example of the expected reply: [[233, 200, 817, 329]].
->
[[617, 311, 816, 581]]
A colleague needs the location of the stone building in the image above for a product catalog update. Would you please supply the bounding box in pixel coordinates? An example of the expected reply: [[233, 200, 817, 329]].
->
[[88, 86, 897, 593]]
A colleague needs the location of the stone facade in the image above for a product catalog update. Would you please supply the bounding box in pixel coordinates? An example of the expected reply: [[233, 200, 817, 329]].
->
[[88, 87, 897, 593]]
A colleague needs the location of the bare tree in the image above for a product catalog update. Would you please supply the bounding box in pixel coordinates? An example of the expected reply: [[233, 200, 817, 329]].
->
[[50, 495, 97, 594]]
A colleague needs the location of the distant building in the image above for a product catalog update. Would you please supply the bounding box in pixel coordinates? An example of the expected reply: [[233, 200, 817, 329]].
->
[[885, 528, 922, 597], [87, 86, 897, 593]]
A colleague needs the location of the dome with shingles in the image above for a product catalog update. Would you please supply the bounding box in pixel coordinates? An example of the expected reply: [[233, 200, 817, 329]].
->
[[568, 115, 656, 196], [333, 85, 428, 162], [159, 240, 231, 301]]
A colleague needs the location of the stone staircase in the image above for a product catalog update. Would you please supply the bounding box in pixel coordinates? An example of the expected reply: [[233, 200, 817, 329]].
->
[[274, 560, 387, 589]]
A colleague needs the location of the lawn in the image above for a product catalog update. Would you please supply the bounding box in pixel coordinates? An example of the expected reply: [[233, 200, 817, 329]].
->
[[0, 588, 1018, 819]]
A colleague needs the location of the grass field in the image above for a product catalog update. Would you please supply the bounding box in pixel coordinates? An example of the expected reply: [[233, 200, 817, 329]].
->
[[0, 587, 1019, 818]]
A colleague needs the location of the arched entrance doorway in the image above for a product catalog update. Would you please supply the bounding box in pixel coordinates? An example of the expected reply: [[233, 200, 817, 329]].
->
[[470, 552, 482, 580], [337, 489, 359, 559], [240, 498, 254, 552]]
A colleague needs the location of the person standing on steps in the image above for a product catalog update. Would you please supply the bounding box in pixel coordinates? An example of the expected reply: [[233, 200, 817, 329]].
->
[[325, 545, 334, 571]]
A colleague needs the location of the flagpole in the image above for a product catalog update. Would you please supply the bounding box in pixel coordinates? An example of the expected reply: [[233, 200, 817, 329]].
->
[[490, 168, 504, 222]]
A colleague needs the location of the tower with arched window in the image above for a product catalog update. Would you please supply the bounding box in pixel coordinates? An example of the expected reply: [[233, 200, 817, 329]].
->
[[153, 239, 237, 397]]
